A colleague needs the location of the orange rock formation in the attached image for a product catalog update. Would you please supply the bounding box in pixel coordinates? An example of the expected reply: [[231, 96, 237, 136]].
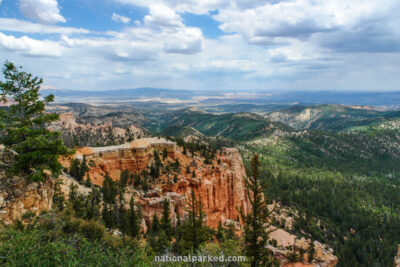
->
[[61, 138, 250, 229]]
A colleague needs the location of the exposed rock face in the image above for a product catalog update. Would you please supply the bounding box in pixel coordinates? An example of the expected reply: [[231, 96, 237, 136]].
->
[[62, 139, 249, 229], [62, 137, 176, 185], [0, 172, 54, 224], [268, 227, 338, 267], [0, 146, 55, 224], [48, 113, 146, 147], [394, 245, 400, 267], [264, 203, 337, 267], [134, 147, 250, 229]]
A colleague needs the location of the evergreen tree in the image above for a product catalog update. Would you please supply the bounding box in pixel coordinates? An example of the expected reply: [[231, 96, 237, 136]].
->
[[216, 221, 224, 242], [85, 186, 101, 220], [53, 177, 65, 211], [127, 197, 141, 238], [85, 174, 92, 187], [69, 183, 85, 218], [102, 172, 117, 228], [173, 216, 184, 254], [162, 148, 168, 160], [161, 198, 172, 238], [0, 61, 70, 181], [80, 155, 89, 179], [69, 159, 80, 179], [182, 190, 210, 252], [241, 154, 272, 267], [69, 157, 89, 182], [151, 213, 160, 234], [120, 169, 130, 188]]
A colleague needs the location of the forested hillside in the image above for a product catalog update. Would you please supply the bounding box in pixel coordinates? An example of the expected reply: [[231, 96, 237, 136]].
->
[[150, 107, 400, 266], [265, 104, 400, 132]]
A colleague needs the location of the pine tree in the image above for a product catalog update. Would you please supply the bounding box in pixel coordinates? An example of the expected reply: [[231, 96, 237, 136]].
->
[[53, 176, 65, 211], [85, 186, 101, 220], [241, 154, 272, 267], [173, 216, 184, 254], [120, 169, 130, 188], [80, 155, 89, 180], [216, 221, 224, 242], [163, 148, 168, 160], [85, 174, 92, 187], [102, 172, 117, 228], [69, 159, 80, 179], [182, 190, 210, 252], [161, 198, 172, 239], [69, 183, 85, 218], [129, 197, 141, 238], [0, 61, 70, 181]]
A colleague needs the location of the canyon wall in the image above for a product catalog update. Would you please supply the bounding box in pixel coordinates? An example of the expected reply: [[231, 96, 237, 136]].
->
[[0, 172, 54, 224], [134, 147, 250, 230], [0, 146, 54, 224], [61, 139, 337, 266], [63, 139, 249, 229]]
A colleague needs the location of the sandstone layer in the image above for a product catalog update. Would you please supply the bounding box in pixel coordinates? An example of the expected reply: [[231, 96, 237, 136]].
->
[[62, 138, 250, 229], [0, 146, 55, 224], [0, 172, 54, 224]]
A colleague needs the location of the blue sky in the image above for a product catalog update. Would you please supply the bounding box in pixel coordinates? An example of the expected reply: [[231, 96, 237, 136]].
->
[[0, 0, 400, 91]]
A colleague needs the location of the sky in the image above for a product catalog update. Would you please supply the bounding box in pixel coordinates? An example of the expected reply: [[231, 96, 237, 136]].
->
[[0, 0, 399, 91]]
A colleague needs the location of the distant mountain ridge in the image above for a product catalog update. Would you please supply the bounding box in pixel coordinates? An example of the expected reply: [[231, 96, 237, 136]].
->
[[41, 87, 400, 107], [265, 104, 400, 132]]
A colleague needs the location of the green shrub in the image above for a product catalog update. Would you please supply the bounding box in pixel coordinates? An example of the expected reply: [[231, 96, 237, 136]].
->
[[21, 210, 36, 220], [79, 220, 105, 241], [62, 217, 81, 234]]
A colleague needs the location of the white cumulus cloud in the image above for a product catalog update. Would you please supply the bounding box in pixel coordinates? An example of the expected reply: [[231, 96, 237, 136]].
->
[[111, 13, 131, 24], [0, 18, 89, 35], [19, 0, 66, 24], [144, 4, 183, 28], [0, 32, 64, 57]]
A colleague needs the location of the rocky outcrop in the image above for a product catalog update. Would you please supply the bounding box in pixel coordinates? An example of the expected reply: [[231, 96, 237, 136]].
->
[[394, 245, 400, 267], [62, 137, 176, 185], [0, 172, 54, 224], [61, 139, 249, 229], [134, 147, 250, 229], [0, 146, 55, 224], [268, 227, 338, 267], [60, 139, 337, 266], [48, 113, 146, 147]]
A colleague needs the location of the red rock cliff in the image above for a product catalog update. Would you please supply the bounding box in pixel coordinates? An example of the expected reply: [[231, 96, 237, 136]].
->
[[61, 138, 250, 229], [135, 147, 250, 230]]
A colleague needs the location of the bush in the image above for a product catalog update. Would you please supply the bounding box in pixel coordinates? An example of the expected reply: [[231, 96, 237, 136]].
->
[[79, 220, 105, 241], [21, 210, 36, 220], [62, 217, 81, 234]]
